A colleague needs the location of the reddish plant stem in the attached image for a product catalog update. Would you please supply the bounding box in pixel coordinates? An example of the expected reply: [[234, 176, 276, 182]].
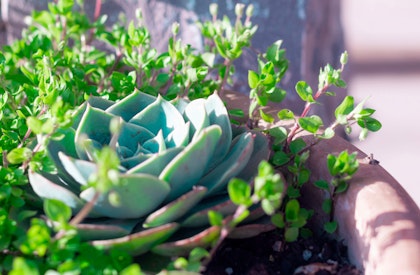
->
[[94, 0, 102, 21], [286, 82, 331, 145], [70, 192, 100, 226], [54, 192, 100, 240]]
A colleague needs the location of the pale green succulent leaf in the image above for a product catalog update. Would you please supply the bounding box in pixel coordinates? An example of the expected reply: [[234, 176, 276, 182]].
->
[[160, 125, 222, 202], [236, 131, 270, 181], [106, 91, 156, 121], [165, 121, 190, 148], [75, 105, 115, 160], [120, 154, 151, 169], [204, 92, 232, 169], [128, 147, 183, 176], [199, 132, 254, 196], [228, 223, 275, 239], [129, 95, 186, 138], [28, 171, 84, 215], [58, 152, 97, 186], [118, 122, 155, 154], [91, 223, 180, 256], [46, 127, 80, 189], [184, 98, 210, 140], [80, 174, 170, 219], [171, 97, 189, 114], [181, 198, 236, 227], [151, 226, 220, 256], [144, 186, 207, 228], [71, 97, 114, 129], [143, 130, 166, 153], [77, 219, 139, 241]]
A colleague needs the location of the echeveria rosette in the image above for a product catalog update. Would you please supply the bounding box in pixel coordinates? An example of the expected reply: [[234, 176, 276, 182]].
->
[[28, 91, 269, 256]]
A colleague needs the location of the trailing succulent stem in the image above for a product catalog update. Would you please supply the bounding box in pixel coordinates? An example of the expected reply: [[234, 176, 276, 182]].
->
[[0, 1, 382, 274]]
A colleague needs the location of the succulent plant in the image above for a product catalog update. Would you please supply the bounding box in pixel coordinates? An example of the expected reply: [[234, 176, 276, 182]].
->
[[28, 90, 269, 256]]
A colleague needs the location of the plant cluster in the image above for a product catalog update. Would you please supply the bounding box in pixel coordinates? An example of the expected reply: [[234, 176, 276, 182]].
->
[[0, 0, 381, 274]]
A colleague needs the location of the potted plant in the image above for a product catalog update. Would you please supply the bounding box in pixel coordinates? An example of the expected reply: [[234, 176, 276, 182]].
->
[[0, 1, 419, 274]]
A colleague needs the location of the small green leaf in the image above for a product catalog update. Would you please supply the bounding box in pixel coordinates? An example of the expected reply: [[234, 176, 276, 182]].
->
[[259, 109, 274, 123], [335, 181, 349, 194], [287, 186, 300, 198], [120, 264, 143, 275], [340, 51, 348, 65], [295, 81, 314, 102], [247, 69, 260, 89], [7, 148, 33, 164], [228, 178, 252, 206], [201, 52, 216, 67], [189, 247, 210, 263], [284, 227, 299, 242], [319, 127, 335, 139], [289, 138, 306, 155], [300, 228, 313, 239], [297, 168, 310, 186], [26, 117, 43, 135], [271, 213, 285, 228], [298, 115, 323, 134], [358, 117, 382, 132], [272, 151, 290, 166], [324, 221, 338, 233], [268, 88, 286, 103], [268, 126, 288, 145], [314, 180, 330, 190], [277, 109, 295, 120], [44, 199, 71, 224], [228, 108, 245, 118], [327, 154, 338, 176], [10, 258, 40, 275], [359, 128, 369, 141], [335, 96, 354, 118], [285, 199, 300, 222], [208, 210, 224, 226]]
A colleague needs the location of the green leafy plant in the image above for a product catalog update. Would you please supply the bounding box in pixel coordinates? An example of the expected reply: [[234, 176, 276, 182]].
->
[[0, 0, 382, 273], [314, 150, 359, 233]]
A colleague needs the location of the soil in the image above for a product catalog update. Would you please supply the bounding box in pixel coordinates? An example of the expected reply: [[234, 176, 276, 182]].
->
[[204, 229, 362, 275]]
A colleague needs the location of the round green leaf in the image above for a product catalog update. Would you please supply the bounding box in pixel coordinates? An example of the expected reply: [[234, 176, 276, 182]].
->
[[44, 199, 71, 223], [285, 199, 300, 222], [228, 178, 252, 206]]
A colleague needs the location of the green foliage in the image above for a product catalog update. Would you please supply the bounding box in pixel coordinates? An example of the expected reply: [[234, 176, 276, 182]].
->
[[0, 0, 382, 273], [247, 40, 288, 122], [314, 150, 360, 233]]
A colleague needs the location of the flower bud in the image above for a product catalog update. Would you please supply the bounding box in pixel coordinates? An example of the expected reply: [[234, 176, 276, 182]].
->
[[340, 51, 348, 65], [246, 4, 254, 18], [209, 3, 218, 18], [172, 22, 180, 36], [235, 3, 245, 18]]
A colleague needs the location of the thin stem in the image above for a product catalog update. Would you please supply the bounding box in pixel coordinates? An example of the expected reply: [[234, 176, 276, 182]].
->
[[93, 0, 102, 21], [70, 192, 100, 226], [54, 192, 100, 240], [219, 59, 232, 96], [286, 82, 332, 144]]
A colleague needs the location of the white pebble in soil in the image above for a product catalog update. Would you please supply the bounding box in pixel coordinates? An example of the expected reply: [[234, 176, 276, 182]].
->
[[302, 249, 312, 261], [225, 267, 234, 275]]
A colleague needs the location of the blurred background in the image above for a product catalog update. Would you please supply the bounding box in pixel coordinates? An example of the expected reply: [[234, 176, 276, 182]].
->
[[342, 0, 420, 207]]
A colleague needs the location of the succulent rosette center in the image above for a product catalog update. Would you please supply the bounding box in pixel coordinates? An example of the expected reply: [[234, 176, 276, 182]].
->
[[28, 91, 269, 256]]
